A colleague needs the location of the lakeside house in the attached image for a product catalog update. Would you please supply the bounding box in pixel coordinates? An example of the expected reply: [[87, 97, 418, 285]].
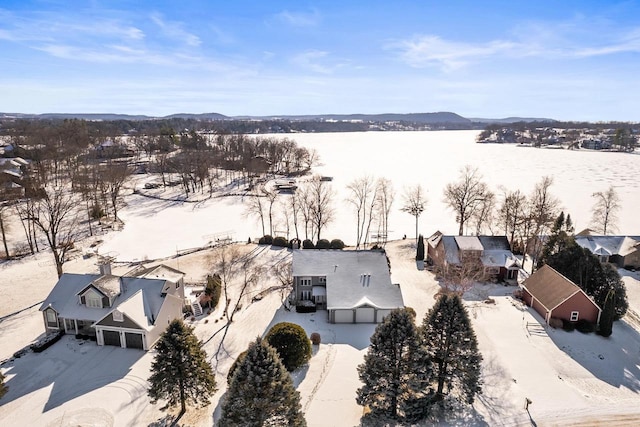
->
[[39, 262, 186, 350], [292, 249, 404, 323]]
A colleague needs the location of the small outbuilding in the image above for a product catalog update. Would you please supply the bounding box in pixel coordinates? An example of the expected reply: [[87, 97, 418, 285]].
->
[[522, 264, 601, 325]]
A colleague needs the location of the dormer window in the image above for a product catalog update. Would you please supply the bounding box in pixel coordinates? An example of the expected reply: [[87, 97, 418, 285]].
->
[[86, 293, 102, 308], [113, 310, 124, 322]]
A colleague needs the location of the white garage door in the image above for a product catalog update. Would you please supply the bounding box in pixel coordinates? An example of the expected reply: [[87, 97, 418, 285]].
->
[[376, 309, 392, 323], [333, 309, 353, 323], [356, 307, 375, 323]]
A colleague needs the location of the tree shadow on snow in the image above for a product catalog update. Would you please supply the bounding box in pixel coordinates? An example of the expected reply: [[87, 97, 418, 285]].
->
[[0, 336, 145, 412], [534, 311, 640, 393]]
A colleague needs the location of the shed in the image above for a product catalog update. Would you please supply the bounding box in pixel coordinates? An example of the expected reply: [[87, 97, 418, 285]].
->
[[522, 265, 601, 325]]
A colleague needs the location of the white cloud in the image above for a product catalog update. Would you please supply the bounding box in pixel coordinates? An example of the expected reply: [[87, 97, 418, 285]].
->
[[291, 50, 347, 74], [274, 9, 321, 27], [150, 13, 201, 47]]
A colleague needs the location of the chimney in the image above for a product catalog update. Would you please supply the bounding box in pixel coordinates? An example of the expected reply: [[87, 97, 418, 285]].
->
[[99, 258, 112, 276]]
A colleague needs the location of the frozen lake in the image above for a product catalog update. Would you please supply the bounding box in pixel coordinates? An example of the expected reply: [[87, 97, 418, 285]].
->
[[104, 130, 640, 260]]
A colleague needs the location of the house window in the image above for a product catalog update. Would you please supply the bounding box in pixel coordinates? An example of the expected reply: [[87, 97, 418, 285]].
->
[[570, 311, 579, 322], [46, 310, 57, 323], [319, 276, 326, 284], [300, 278, 312, 287], [113, 310, 124, 322], [301, 290, 311, 300], [86, 294, 102, 308], [314, 295, 325, 304]]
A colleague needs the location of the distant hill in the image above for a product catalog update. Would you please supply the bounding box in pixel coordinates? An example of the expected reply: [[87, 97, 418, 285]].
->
[[252, 112, 471, 124], [468, 117, 556, 124]]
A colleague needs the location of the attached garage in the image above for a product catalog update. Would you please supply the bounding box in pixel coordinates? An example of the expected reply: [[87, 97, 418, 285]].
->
[[333, 309, 354, 323], [102, 330, 121, 347], [376, 309, 392, 323], [355, 307, 375, 323], [125, 332, 144, 350]]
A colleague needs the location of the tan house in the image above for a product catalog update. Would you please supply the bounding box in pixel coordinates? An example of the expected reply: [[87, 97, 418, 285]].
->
[[522, 265, 601, 325], [575, 235, 640, 269], [39, 263, 186, 350]]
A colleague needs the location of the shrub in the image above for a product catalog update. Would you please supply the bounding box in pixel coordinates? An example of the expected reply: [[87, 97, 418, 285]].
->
[[31, 330, 64, 353], [310, 332, 321, 345], [330, 239, 345, 249], [302, 239, 315, 249], [416, 234, 425, 261], [561, 319, 575, 332], [89, 204, 105, 220], [295, 303, 316, 313], [258, 235, 273, 245], [272, 236, 288, 247], [227, 350, 248, 385], [575, 319, 596, 334], [265, 322, 312, 371], [316, 239, 331, 249], [549, 317, 563, 329], [289, 238, 301, 249], [203, 274, 222, 309]]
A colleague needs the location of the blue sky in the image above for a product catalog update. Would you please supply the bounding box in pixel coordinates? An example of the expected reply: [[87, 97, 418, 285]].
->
[[1, 0, 639, 120]]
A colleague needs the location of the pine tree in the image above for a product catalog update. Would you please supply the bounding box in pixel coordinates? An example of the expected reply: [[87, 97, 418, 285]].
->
[[421, 294, 482, 405], [0, 371, 7, 399], [219, 337, 306, 427], [598, 288, 615, 337], [148, 319, 216, 414], [356, 308, 430, 424], [416, 234, 425, 261]]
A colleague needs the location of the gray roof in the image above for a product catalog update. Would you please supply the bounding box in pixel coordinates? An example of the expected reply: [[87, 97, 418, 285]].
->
[[575, 235, 640, 257], [478, 236, 511, 251], [293, 250, 404, 310], [454, 236, 483, 251], [40, 274, 171, 327], [90, 274, 121, 298], [442, 236, 461, 264]]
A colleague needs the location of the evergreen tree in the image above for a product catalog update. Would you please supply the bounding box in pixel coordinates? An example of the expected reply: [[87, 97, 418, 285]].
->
[[416, 234, 425, 261], [421, 294, 482, 405], [546, 243, 628, 320], [356, 308, 430, 424], [538, 211, 573, 268], [0, 371, 7, 399], [148, 319, 216, 414], [598, 288, 615, 337], [265, 322, 311, 372], [219, 337, 306, 427]]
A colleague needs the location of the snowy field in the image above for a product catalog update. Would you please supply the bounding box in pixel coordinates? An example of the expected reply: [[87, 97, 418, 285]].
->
[[1, 130, 640, 426]]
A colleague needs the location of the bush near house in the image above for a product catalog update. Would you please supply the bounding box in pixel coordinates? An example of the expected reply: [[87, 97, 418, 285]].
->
[[272, 236, 288, 247], [562, 319, 576, 332], [258, 235, 273, 245], [330, 239, 345, 249], [316, 239, 331, 249], [31, 330, 64, 353], [265, 322, 312, 371], [575, 319, 596, 333], [302, 239, 315, 249]]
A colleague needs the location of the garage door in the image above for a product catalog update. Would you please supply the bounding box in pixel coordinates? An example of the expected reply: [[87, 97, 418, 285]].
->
[[376, 309, 392, 323], [103, 330, 121, 347], [333, 309, 353, 323], [125, 333, 144, 349], [356, 307, 375, 323]]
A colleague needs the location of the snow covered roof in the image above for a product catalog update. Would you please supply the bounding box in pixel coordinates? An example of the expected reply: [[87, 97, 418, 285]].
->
[[481, 250, 521, 269], [40, 273, 173, 326], [454, 236, 483, 251], [478, 236, 511, 251], [133, 264, 185, 285], [523, 265, 600, 312], [293, 250, 404, 311], [442, 236, 460, 264], [88, 274, 121, 298], [575, 235, 640, 257]]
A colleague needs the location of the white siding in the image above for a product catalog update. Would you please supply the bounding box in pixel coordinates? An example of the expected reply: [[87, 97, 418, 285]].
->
[[333, 309, 354, 323], [355, 307, 375, 323]]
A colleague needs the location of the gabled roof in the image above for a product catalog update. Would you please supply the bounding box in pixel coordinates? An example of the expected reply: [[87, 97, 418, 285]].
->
[[523, 265, 600, 312], [442, 236, 460, 264], [478, 236, 511, 251], [454, 236, 483, 251], [129, 264, 185, 284], [426, 230, 443, 248], [481, 250, 521, 269], [293, 250, 404, 311], [85, 274, 121, 298], [40, 273, 175, 326], [575, 235, 640, 257]]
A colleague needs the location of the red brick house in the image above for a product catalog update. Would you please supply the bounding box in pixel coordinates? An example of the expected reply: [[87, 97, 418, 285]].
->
[[522, 265, 601, 325]]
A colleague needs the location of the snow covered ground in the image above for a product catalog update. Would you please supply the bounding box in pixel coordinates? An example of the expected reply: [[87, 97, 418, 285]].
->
[[1, 131, 640, 426]]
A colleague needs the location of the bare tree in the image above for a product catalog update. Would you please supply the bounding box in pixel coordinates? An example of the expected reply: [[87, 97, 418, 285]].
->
[[101, 162, 131, 221], [471, 190, 496, 235], [308, 176, 335, 242], [263, 188, 278, 236], [244, 193, 266, 237], [526, 176, 559, 273], [591, 186, 620, 235], [401, 184, 426, 242], [0, 202, 10, 258], [496, 188, 527, 251], [30, 185, 81, 278], [443, 165, 492, 236], [435, 256, 485, 296], [346, 176, 378, 249], [375, 178, 395, 247]]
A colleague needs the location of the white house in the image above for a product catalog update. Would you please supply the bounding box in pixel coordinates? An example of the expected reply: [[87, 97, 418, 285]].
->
[[292, 250, 404, 323]]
